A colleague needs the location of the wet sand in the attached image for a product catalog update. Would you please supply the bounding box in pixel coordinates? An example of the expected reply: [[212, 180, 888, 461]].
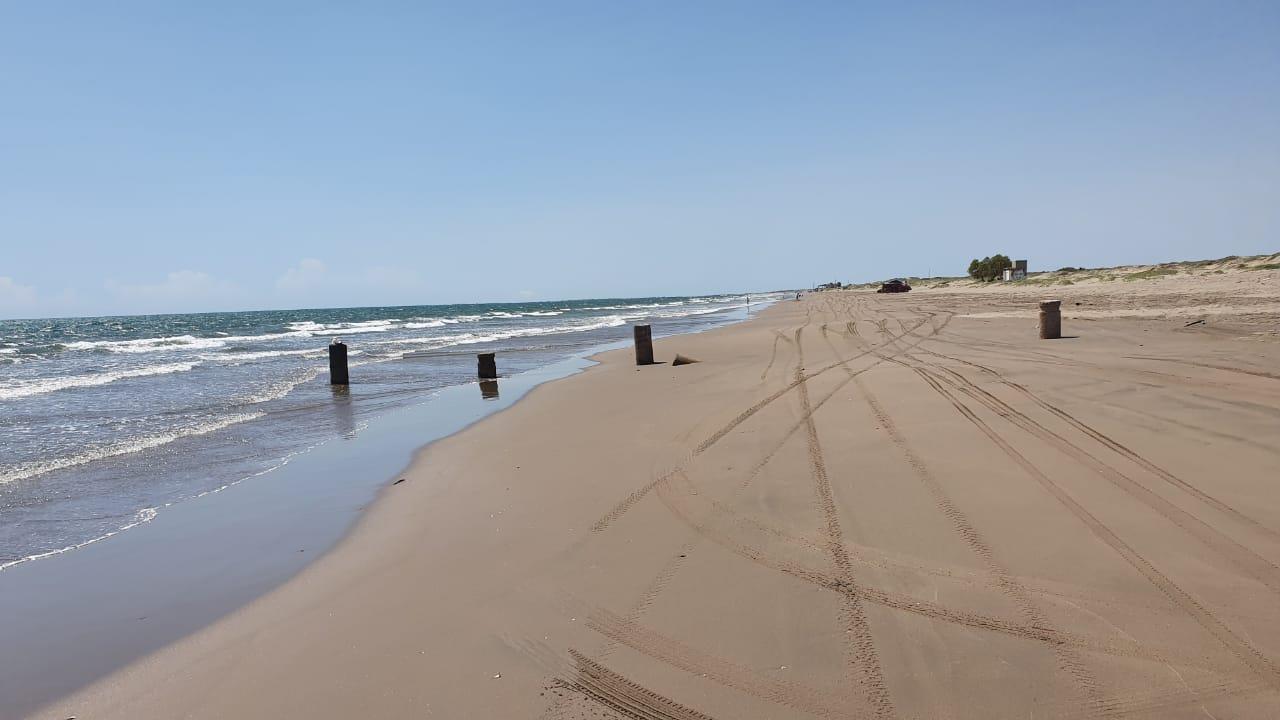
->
[[32, 278, 1280, 719], [0, 352, 605, 720]]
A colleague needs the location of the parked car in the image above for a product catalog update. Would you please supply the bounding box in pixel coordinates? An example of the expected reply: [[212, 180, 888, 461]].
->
[[877, 278, 911, 293]]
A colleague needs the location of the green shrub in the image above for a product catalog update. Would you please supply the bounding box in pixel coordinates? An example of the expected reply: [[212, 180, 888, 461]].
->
[[967, 254, 1013, 282]]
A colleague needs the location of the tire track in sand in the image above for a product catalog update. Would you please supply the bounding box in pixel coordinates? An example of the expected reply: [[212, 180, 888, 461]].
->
[[521, 638, 720, 720], [641, 298, 1239, 675], [1124, 355, 1280, 383], [571, 317, 863, 719], [910, 353, 1280, 597], [869, 306, 1280, 596], [817, 321, 1107, 712], [759, 330, 792, 384], [590, 314, 947, 535], [897, 360, 1280, 689], [651, 468, 1227, 673], [793, 325, 897, 719], [919, 346, 1280, 542], [567, 649, 721, 720], [588, 608, 855, 720], [856, 306, 1280, 689]]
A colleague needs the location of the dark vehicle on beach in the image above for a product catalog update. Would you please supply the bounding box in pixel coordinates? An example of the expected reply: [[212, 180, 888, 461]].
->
[[877, 278, 911, 293]]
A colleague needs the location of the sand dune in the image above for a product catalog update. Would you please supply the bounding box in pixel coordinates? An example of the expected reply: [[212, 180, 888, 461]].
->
[[37, 274, 1280, 719]]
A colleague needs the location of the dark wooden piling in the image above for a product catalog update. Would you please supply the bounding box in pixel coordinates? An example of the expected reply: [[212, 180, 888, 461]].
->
[[328, 340, 350, 385], [477, 352, 497, 379], [634, 324, 654, 366], [1038, 300, 1062, 339]]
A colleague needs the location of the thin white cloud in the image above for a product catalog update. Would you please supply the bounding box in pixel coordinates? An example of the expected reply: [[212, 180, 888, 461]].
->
[[105, 270, 240, 310], [0, 276, 37, 304], [275, 258, 327, 293], [276, 259, 423, 302], [0, 276, 38, 316]]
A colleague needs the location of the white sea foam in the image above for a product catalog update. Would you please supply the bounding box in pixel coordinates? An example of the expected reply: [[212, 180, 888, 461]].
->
[[237, 368, 323, 404], [0, 348, 16, 354], [373, 315, 630, 352], [367, 332, 481, 349], [0, 431, 337, 571], [404, 320, 447, 329], [209, 348, 325, 362], [334, 319, 397, 330], [0, 411, 265, 484], [0, 361, 203, 400], [0, 506, 159, 572], [652, 303, 745, 318], [61, 322, 424, 353], [63, 335, 227, 354], [59, 329, 318, 354], [578, 301, 675, 311], [288, 319, 397, 334], [215, 329, 315, 343]]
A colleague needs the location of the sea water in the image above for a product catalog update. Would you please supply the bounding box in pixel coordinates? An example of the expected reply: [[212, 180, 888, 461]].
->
[[0, 294, 781, 569]]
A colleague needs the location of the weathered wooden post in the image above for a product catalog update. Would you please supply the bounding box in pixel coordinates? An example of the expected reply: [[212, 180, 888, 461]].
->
[[477, 352, 497, 379], [328, 340, 349, 385], [634, 324, 654, 365], [1038, 300, 1062, 339]]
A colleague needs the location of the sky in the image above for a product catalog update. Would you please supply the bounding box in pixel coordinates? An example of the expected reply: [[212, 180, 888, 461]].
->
[[1, 1, 1277, 319]]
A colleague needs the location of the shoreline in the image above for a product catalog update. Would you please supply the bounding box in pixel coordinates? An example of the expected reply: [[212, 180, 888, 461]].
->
[[21, 278, 1280, 718], [0, 293, 766, 573], [0, 303, 768, 719]]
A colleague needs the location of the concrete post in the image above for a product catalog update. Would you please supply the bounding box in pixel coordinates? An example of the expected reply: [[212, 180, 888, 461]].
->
[[1038, 300, 1062, 339], [634, 324, 654, 366], [477, 352, 497, 379], [328, 340, 350, 385]]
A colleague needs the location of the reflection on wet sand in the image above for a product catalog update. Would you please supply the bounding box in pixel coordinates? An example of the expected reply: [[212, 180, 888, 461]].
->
[[330, 385, 356, 438], [479, 379, 499, 400]]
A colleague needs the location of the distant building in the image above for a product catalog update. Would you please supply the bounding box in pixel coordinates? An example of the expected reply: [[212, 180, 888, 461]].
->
[[1003, 260, 1028, 282]]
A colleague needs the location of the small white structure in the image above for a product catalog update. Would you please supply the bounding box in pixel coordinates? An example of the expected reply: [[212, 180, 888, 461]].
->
[[1004, 260, 1029, 282]]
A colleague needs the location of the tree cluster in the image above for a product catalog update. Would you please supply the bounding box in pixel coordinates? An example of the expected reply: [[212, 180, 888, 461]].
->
[[967, 254, 1013, 282]]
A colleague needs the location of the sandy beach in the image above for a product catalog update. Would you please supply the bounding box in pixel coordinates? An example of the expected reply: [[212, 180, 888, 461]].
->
[[33, 268, 1280, 719]]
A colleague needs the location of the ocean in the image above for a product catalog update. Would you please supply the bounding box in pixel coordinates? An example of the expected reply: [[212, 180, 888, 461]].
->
[[0, 293, 778, 570]]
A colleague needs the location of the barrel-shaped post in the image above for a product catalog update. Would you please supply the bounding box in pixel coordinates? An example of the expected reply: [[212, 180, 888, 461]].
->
[[634, 324, 654, 366], [328, 340, 350, 385], [477, 352, 497, 379], [1038, 301, 1062, 339]]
